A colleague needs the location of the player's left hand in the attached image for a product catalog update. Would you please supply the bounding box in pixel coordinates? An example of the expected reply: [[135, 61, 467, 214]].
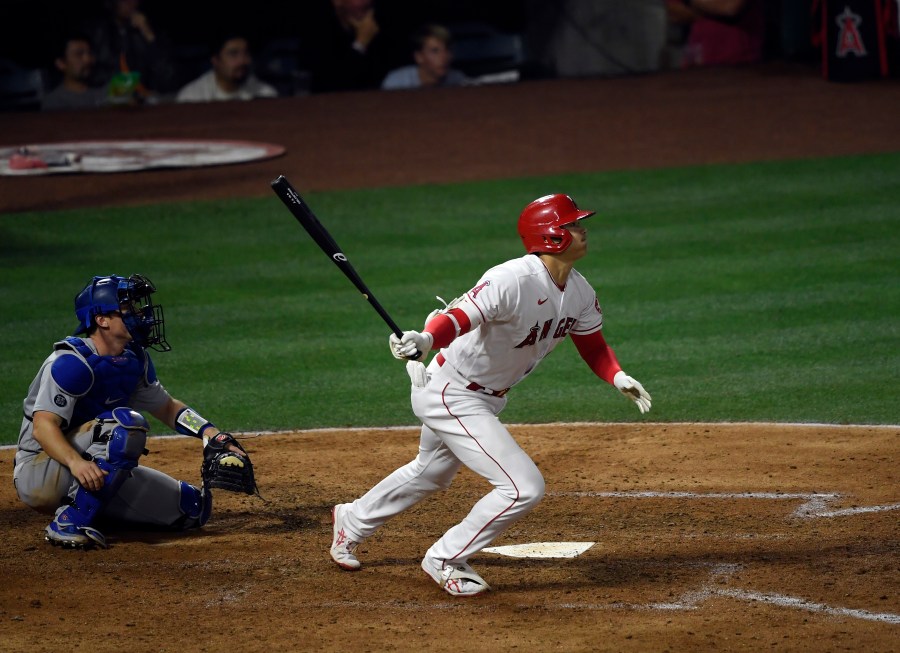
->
[[613, 371, 652, 414], [389, 330, 433, 361], [406, 361, 429, 388], [201, 432, 258, 495]]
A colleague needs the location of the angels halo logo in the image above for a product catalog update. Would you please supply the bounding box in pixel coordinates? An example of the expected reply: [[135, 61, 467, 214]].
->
[[470, 280, 491, 299], [835, 6, 868, 58], [0, 139, 285, 176]]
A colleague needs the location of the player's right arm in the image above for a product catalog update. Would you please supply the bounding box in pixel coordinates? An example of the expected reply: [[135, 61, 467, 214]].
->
[[390, 300, 477, 360], [389, 272, 506, 361], [32, 411, 107, 491]]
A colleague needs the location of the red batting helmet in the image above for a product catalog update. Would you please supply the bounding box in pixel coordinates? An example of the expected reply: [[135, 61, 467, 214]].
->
[[517, 194, 596, 254]]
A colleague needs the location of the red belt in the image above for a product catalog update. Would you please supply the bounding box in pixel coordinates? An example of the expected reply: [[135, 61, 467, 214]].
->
[[436, 353, 510, 398]]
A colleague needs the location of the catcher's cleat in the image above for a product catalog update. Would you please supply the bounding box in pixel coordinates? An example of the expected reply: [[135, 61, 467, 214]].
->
[[45, 520, 107, 550], [421, 553, 491, 597], [330, 504, 362, 570]]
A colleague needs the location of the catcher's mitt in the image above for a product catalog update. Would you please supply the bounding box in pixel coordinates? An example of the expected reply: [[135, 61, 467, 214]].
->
[[201, 432, 258, 495]]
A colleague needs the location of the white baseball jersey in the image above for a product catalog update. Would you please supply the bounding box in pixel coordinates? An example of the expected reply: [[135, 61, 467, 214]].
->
[[441, 254, 604, 391], [338, 253, 611, 570]]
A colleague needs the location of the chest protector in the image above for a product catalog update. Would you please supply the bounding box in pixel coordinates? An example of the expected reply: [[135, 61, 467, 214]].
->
[[55, 337, 148, 427]]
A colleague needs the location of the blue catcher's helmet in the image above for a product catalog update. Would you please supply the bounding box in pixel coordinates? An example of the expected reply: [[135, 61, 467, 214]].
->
[[73, 274, 171, 352]]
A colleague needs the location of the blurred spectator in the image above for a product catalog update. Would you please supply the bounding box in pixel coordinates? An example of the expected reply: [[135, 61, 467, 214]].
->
[[524, 0, 668, 78], [665, 0, 765, 67], [176, 34, 278, 103], [83, 0, 178, 101], [299, 0, 401, 92], [382, 24, 472, 90], [41, 34, 109, 112]]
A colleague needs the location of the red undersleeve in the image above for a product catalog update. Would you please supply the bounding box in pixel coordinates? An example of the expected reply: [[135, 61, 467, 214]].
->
[[570, 331, 622, 385], [424, 308, 471, 349]]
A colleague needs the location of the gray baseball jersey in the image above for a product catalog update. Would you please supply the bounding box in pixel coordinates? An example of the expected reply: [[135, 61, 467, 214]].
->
[[14, 337, 195, 528]]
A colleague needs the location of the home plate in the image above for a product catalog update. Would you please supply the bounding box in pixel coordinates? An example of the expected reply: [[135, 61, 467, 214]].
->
[[482, 542, 595, 558]]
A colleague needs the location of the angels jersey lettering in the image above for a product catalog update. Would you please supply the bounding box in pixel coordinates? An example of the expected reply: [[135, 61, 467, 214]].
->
[[440, 255, 603, 390]]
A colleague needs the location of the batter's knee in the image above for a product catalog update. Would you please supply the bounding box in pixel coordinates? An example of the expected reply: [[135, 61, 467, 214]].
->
[[413, 449, 461, 492], [516, 473, 546, 510]]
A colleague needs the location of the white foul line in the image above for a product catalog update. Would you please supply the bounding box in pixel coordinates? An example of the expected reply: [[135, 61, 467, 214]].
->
[[712, 588, 900, 624], [681, 564, 900, 625], [310, 563, 900, 624], [550, 490, 900, 519], [810, 504, 900, 518], [561, 563, 900, 624], [544, 494, 900, 623]]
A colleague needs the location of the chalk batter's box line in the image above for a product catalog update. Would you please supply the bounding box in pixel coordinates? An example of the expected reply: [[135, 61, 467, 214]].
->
[[313, 564, 900, 624], [548, 490, 900, 519]]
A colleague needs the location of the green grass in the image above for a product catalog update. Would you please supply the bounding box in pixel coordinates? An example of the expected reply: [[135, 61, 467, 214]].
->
[[2, 153, 898, 444]]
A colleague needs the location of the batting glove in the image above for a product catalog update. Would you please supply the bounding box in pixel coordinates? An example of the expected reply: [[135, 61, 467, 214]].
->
[[613, 371, 652, 414], [406, 361, 429, 388], [389, 330, 433, 361]]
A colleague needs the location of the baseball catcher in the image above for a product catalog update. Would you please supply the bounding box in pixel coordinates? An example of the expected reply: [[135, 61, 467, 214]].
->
[[13, 273, 258, 549]]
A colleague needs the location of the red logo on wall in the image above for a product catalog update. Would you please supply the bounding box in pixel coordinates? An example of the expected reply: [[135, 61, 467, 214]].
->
[[835, 7, 868, 57]]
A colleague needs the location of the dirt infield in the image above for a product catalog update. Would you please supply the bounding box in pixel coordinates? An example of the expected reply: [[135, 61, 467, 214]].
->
[[1, 424, 897, 652], [1, 63, 898, 651]]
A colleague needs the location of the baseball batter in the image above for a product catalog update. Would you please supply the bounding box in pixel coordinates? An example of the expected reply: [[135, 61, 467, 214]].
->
[[330, 194, 652, 596], [13, 273, 255, 549]]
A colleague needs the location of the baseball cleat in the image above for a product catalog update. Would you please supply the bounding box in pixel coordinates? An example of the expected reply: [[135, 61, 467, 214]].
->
[[421, 554, 491, 597], [45, 520, 107, 550], [330, 503, 362, 570]]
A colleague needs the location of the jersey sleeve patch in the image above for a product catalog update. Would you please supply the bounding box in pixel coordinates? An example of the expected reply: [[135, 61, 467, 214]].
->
[[49, 352, 94, 397], [468, 265, 519, 323]]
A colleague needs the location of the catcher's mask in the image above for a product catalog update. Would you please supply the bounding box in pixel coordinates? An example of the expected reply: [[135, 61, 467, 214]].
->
[[73, 274, 171, 352], [517, 193, 596, 254]]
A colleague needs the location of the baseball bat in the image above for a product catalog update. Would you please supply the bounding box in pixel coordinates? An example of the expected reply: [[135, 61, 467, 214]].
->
[[270, 175, 409, 344]]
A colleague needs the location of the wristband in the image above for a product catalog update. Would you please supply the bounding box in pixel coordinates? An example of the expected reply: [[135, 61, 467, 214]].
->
[[175, 407, 215, 438]]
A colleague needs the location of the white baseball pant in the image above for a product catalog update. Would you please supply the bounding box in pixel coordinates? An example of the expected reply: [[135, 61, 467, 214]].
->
[[342, 356, 545, 563]]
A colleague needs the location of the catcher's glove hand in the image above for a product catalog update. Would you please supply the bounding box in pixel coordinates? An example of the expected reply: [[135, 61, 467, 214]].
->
[[201, 432, 258, 495]]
